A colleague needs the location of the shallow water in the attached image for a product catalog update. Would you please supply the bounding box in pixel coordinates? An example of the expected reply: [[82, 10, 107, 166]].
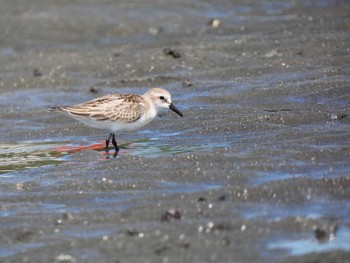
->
[[0, 132, 232, 174], [1, 0, 350, 262], [268, 227, 350, 256]]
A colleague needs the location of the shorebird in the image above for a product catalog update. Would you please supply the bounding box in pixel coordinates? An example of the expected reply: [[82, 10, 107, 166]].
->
[[50, 87, 183, 156]]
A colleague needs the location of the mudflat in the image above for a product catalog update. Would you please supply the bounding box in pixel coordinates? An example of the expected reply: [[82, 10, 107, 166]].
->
[[1, 0, 350, 262]]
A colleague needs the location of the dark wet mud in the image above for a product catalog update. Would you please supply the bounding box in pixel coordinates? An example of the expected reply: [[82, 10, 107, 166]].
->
[[1, 0, 350, 262]]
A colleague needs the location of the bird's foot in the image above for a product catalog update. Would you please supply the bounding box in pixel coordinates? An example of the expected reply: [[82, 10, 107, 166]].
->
[[113, 147, 119, 158]]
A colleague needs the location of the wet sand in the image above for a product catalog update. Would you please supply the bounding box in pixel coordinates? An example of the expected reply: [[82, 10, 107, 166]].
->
[[1, 0, 350, 262]]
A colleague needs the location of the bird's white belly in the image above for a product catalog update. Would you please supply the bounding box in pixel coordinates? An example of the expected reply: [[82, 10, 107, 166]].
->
[[109, 117, 153, 132], [70, 110, 156, 132]]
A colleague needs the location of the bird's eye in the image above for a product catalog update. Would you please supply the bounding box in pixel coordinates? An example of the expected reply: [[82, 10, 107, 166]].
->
[[159, 96, 165, 100]]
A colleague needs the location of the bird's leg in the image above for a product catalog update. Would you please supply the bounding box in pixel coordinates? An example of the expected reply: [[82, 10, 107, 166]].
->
[[105, 133, 113, 155], [112, 133, 119, 157], [111, 133, 118, 149], [106, 133, 113, 150]]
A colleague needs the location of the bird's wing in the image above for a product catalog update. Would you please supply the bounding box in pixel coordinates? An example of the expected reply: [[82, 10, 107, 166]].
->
[[59, 94, 146, 123]]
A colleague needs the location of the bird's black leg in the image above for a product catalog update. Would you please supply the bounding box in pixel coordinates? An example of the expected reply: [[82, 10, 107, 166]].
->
[[106, 133, 113, 150], [112, 133, 119, 157], [105, 133, 112, 159]]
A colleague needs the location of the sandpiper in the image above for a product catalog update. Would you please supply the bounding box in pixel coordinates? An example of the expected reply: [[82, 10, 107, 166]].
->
[[50, 87, 183, 156]]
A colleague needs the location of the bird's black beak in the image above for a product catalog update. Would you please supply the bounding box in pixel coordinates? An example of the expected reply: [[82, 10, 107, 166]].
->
[[169, 103, 183, 117]]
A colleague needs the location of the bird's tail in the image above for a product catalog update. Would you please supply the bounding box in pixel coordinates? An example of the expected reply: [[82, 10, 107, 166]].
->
[[49, 106, 63, 112]]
